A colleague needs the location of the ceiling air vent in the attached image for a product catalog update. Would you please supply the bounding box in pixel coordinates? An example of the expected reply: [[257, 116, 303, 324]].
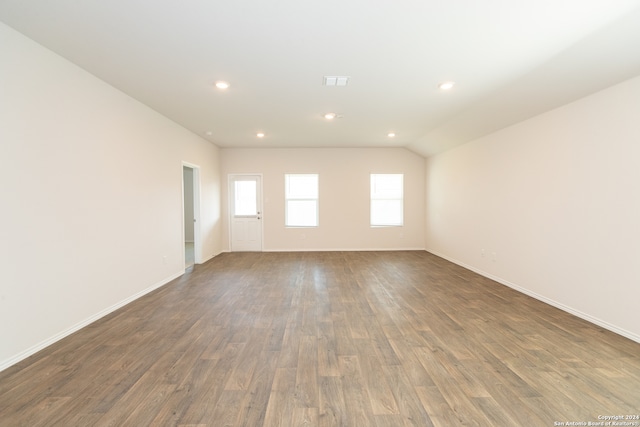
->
[[323, 76, 350, 86]]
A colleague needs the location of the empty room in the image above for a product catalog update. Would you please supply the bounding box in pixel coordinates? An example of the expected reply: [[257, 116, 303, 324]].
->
[[1, 1, 639, 426]]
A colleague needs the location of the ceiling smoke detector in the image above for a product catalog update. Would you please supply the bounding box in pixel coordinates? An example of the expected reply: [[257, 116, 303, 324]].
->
[[323, 76, 350, 86]]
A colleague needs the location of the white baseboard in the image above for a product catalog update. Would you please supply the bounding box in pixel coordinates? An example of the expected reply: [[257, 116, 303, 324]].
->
[[196, 252, 219, 264], [0, 270, 185, 373], [219, 248, 425, 253], [425, 249, 640, 344], [262, 247, 426, 252]]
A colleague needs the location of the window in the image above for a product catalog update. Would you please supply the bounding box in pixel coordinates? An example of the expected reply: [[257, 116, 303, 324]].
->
[[233, 179, 257, 216], [371, 174, 403, 226], [285, 174, 318, 227]]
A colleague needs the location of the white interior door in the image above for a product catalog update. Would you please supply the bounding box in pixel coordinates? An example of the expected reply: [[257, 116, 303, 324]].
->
[[230, 175, 263, 251]]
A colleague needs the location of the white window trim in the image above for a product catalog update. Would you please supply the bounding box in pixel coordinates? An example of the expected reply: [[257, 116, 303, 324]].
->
[[285, 174, 319, 228], [370, 173, 404, 227]]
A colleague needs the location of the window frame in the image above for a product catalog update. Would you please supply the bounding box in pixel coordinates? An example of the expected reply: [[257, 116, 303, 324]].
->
[[285, 173, 319, 227], [370, 173, 404, 227]]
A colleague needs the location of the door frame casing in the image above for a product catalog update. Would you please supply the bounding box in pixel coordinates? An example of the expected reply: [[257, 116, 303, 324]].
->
[[228, 173, 264, 252], [182, 162, 202, 267]]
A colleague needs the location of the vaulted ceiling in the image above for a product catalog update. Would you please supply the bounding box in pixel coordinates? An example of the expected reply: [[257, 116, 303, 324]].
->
[[2, 0, 640, 157]]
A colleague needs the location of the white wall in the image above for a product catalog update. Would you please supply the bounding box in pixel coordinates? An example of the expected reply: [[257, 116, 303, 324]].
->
[[0, 23, 222, 370], [221, 148, 425, 251], [425, 75, 640, 342]]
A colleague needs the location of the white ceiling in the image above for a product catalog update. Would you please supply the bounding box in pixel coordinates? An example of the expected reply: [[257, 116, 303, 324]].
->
[[2, 0, 640, 157]]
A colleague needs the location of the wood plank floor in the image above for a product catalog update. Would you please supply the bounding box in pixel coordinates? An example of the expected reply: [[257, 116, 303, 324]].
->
[[1, 251, 639, 426]]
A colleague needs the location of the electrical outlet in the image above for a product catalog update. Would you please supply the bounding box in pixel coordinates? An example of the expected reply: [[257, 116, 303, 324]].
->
[[162, 256, 167, 264], [481, 249, 486, 258]]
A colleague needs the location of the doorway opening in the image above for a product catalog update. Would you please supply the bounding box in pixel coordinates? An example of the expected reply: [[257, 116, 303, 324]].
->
[[183, 163, 202, 268]]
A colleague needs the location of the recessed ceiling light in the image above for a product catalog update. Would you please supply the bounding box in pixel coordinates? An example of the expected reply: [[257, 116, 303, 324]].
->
[[388, 132, 396, 137], [205, 131, 213, 136], [438, 81, 455, 91], [256, 132, 265, 138], [324, 112, 337, 120], [215, 81, 230, 90]]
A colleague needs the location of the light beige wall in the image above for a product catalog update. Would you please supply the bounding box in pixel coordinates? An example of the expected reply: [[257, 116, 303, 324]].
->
[[425, 75, 640, 342], [0, 23, 222, 370], [221, 148, 425, 251]]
